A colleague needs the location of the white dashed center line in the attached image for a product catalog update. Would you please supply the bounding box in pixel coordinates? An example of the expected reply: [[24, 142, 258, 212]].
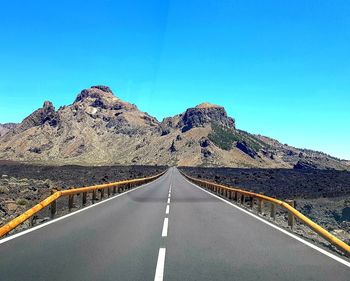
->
[[165, 205, 170, 215], [162, 218, 169, 237], [154, 248, 166, 281], [154, 184, 172, 281]]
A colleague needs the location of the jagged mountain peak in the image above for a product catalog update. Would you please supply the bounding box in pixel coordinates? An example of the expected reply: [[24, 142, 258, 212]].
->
[[43, 100, 55, 110], [14, 100, 59, 133], [74, 85, 118, 103], [73, 86, 137, 111]]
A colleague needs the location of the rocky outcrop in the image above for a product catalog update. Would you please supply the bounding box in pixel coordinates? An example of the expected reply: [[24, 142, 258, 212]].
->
[[236, 141, 257, 158], [201, 148, 212, 158], [169, 140, 177, 153], [293, 159, 334, 170], [199, 137, 210, 148], [74, 86, 135, 111], [178, 103, 235, 132], [14, 101, 60, 134]]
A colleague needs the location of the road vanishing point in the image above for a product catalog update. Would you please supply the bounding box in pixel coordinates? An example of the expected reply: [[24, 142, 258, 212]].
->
[[0, 168, 349, 281]]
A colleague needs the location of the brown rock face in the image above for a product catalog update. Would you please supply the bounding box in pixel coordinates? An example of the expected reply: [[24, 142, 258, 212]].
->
[[165, 103, 235, 133], [14, 101, 60, 134]]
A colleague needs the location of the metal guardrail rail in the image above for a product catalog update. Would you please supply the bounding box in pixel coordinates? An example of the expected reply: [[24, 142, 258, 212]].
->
[[181, 172, 350, 257], [0, 171, 166, 238]]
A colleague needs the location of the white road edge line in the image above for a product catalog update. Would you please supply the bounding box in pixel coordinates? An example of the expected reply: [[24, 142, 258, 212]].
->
[[184, 177, 350, 268], [165, 205, 170, 215], [162, 218, 169, 237], [167, 198, 171, 204], [0, 173, 167, 245], [154, 248, 166, 281]]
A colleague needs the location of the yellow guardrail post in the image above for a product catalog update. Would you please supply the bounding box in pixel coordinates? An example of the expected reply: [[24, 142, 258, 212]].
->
[[270, 203, 276, 220], [249, 197, 254, 209], [82, 192, 87, 206], [285, 200, 295, 230], [92, 190, 97, 203], [233, 191, 238, 202], [258, 199, 263, 214], [68, 195, 74, 211], [50, 190, 57, 219]]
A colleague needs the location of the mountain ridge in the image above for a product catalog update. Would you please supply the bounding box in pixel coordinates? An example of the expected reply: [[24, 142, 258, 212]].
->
[[0, 86, 348, 170]]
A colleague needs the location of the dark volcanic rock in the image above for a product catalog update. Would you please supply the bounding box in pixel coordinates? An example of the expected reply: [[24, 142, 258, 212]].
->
[[236, 141, 257, 158], [199, 137, 210, 148], [160, 129, 170, 136], [91, 98, 108, 109], [169, 140, 177, 153], [28, 147, 42, 154], [180, 167, 350, 200], [160, 124, 170, 136], [294, 159, 334, 170], [294, 160, 318, 170], [201, 148, 212, 158]]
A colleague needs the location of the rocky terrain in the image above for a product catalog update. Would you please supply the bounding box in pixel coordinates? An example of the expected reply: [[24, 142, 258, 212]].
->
[[180, 167, 350, 245], [0, 123, 16, 137], [0, 85, 348, 169], [0, 162, 166, 231]]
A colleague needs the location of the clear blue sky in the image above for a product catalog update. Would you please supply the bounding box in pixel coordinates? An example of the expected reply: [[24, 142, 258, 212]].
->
[[0, 0, 349, 159]]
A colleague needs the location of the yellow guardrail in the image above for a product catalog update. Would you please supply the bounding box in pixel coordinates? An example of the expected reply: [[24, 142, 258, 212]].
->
[[0, 171, 166, 238], [181, 172, 350, 257]]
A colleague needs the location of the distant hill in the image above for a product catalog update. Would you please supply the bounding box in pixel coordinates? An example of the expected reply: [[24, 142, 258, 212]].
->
[[0, 123, 16, 137], [0, 85, 348, 170]]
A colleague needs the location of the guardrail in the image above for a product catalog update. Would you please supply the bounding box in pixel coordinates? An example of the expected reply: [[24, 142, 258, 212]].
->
[[181, 172, 350, 257], [0, 171, 166, 238]]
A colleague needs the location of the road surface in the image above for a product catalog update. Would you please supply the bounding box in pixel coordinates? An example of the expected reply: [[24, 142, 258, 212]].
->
[[0, 167, 349, 280]]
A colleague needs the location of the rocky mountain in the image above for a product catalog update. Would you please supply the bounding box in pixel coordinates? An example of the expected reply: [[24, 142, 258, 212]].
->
[[0, 123, 17, 137], [0, 85, 348, 170]]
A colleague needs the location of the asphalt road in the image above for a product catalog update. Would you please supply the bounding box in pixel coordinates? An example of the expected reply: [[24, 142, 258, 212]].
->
[[0, 167, 349, 281]]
